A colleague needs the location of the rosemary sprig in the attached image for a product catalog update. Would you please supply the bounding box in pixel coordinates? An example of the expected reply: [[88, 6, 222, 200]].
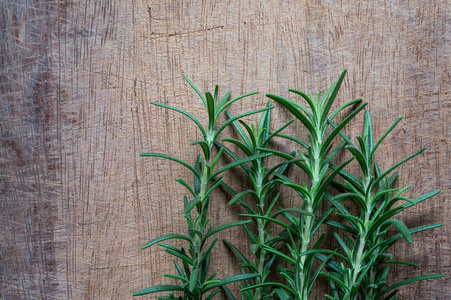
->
[[134, 79, 267, 299], [241, 70, 367, 299], [215, 100, 296, 299], [322, 110, 444, 300]]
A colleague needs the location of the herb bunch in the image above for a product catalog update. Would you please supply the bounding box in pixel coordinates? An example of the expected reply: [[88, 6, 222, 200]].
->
[[135, 71, 443, 300]]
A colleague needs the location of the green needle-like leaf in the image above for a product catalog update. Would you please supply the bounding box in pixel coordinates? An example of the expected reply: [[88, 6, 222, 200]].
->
[[204, 220, 251, 241], [216, 91, 259, 122], [204, 289, 221, 300], [140, 153, 201, 180], [263, 119, 296, 147], [211, 153, 271, 179], [228, 190, 259, 206], [266, 93, 316, 136], [322, 102, 367, 153], [184, 199, 201, 214], [141, 234, 192, 250], [320, 69, 347, 126], [225, 111, 253, 148], [386, 223, 443, 247], [288, 89, 317, 118], [216, 107, 274, 139], [222, 138, 254, 157], [372, 148, 426, 190], [204, 178, 224, 200], [151, 102, 206, 137], [175, 178, 196, 198], [329, 98, 363, 121], [163, 273, 188, 283], [184, 76, 208, 109], [217, 91, 232, 110], [133, 284, 186, 296], [241, 282, 296, 295], [223, 239, 252, 266], [191, 140, 211, 160], [371, 116, 403, 158], [189, 268, 199, 292], [376, 274, 445, 299], [382, 219, 413, 243], [206, 91, 216, 129], [275, 132, 309, 149], [204, 273, 260, 291]]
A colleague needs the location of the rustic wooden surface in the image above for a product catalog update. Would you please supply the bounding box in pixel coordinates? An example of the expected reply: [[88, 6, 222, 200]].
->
[[1, 1, 449, 299]]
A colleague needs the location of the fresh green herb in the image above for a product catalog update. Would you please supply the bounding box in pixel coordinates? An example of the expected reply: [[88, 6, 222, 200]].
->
[[134, 78, 266, 299], [215, 100, 296, 299], [135, 72, 443, 300], [320, 110, 444, 300], [240, 70, 367, 299]]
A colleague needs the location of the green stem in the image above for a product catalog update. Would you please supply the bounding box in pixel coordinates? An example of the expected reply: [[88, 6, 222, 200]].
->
[[255, 167, 266, 300], [193, 162, 210, 257], [347, 182, 371, 299], [298, 207, 314, 300], [297, 153, 321, 299], [256, 223, 266, 300], [364, 225, 385, 300], [191, 149, 212, 300]]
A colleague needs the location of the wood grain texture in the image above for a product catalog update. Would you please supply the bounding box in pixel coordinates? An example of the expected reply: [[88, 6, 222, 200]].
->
[[0, 0, 449, 299]]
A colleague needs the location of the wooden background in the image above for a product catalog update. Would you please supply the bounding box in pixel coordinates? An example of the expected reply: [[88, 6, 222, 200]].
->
[[1, 0, 449, 299]]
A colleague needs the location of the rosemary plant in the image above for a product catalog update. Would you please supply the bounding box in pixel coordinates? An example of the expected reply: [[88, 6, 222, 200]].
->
[[321, 110, 444, 300], [216, 101, 297, 299], [134, 78, 271, 299]]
